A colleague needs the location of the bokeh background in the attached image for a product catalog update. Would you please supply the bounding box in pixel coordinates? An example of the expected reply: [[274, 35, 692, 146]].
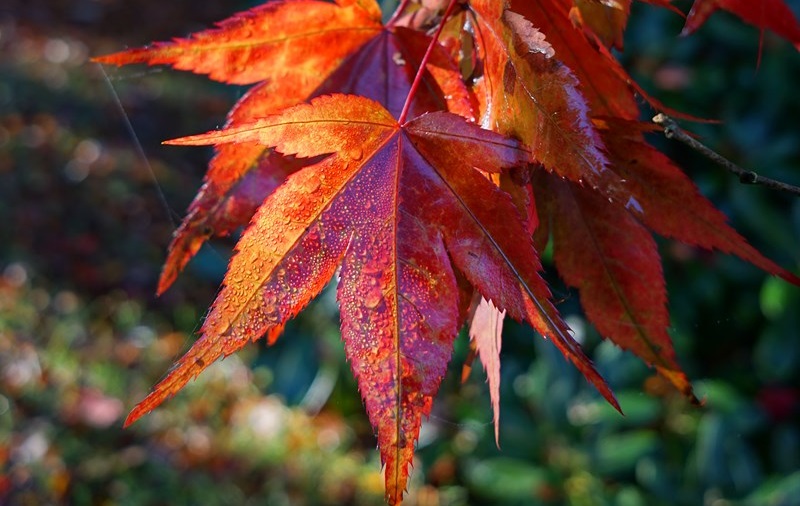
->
[[1, 0, 799, 504]]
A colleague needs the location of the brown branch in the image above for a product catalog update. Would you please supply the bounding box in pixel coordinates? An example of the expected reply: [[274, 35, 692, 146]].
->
[[652, 113, 800, 197]]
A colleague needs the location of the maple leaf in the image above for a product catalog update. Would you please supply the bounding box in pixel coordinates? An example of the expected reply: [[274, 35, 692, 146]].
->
[[461, 0, 798, 404], [570, 0, 684, 48], [508, 0, 637, 118], [468, 1, 615, 192], [529, 119, 799, 399], [95, 0, 383, 292], [534, 172, 696, 400], [122, 94, 616, 504], [468, 297, 505, 445], [510, 0, 701, 121], [683, 0, 800, 49], [93, 0, 384, 85], [570, 0, 632, 50], [97, 1, 472, 294], [595, 118, 800, 286]]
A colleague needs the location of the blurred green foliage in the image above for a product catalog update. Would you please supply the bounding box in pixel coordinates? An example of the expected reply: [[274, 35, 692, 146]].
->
[[1, 0, 799, 505]]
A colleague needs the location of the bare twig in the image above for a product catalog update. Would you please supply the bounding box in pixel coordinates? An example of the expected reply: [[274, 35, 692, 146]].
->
[[652, 113, 800, 197]]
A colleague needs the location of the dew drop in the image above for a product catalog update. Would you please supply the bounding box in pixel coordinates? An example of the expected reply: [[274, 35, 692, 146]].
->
[[364, 289, 382, 309], [348, 147, 363, 161]]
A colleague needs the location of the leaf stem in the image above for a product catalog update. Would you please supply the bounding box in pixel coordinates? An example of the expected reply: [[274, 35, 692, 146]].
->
[[398, 0, 460, 125], [653, 114, 800, 197]]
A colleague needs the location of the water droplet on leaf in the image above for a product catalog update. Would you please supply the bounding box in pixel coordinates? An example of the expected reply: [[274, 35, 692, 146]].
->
[[364, 288, 382, 309], [348, 147, 363, 161]]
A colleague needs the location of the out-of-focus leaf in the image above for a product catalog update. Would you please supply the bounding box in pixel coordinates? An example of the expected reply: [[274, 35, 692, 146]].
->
[[594, 431, 661, 476], [744, 471, 800, 506], [572, 391, 662, 428], [465, 458, 549, 501]]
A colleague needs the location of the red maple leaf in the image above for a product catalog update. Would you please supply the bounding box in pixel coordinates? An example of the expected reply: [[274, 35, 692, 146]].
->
[[127, 94, 616, 502], [683, 0, 800, 50], [97, 0, 473, 295]]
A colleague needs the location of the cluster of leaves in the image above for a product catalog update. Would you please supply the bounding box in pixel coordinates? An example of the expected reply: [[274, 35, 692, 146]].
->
[[95, 0, 800, 503]]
